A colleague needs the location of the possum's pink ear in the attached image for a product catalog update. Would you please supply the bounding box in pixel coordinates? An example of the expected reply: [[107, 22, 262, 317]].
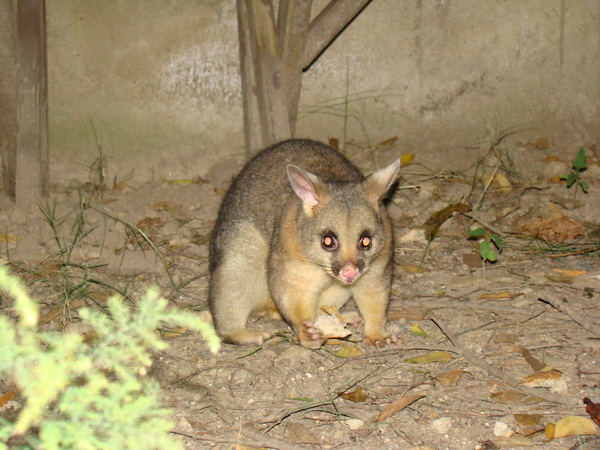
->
[[363, 159, 400, 204], [287, 165, 321, 206]]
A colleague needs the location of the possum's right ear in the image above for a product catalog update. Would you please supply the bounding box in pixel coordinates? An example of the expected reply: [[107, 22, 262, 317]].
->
[[287, 165, 320, 206]]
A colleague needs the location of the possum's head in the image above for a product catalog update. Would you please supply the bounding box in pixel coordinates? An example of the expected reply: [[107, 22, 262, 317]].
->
[[287, 160, 400, 285]]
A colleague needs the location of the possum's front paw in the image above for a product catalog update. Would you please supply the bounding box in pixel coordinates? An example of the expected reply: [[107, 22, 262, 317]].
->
[[297, 320, 327, 349], [365, 332, 399, 348], [341, 311, 363, 328]]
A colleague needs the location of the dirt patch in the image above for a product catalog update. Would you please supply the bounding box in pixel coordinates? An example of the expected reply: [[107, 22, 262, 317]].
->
[[1, 139, 599, 449]]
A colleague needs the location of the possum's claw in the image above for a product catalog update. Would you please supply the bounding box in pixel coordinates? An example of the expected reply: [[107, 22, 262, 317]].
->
[[298, 320, 327, 349]]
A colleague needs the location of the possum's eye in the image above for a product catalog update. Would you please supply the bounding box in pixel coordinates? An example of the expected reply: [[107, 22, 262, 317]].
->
[[359, 234, 372, 250], [321, 233, 338, 251]]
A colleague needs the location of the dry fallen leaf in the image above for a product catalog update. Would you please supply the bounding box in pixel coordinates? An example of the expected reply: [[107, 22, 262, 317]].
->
[[287, 422, 321, 445], [328, 137, 339, 151], [409, 322, 431, 337], [152, 201, 183, 219], [463, 253, 484, 268], [314, 314, 351, 339], [491, 172, 512, 192], [373, 394, 425, 423], [319, 304, 344, 323], [513, 414, 544, 437], [527, 138, 550, 149], [401, 263, 429, 274], [405, 351, 452, 364], [434, 369, 469, 386], [543, 155, 561, 162], [490, 389, 543, 405], [0, 390, 16, 408], [423, 203, 472, 242], [136, 217, 165, 233], [339, 388, 369, 403], [478, 291, 516, 300], [376, 136, 399, 148], [518, 206, 586, 242], [518, 370, 567, 393], [333, 342, 363, 358], [552, 268, 588, 277], [400, 153, 415, 167], [546, 416, 597, 439], [584, 397, 600, 427], [162, 327, 189, 339]]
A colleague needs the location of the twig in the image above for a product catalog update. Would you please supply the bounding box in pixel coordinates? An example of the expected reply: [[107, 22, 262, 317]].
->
[[429, 315, 573, 405], [361, 323, 574, 405], [538, 290, 600, 337], [213, 405, 301, 450], [473, 161, 500, 211]]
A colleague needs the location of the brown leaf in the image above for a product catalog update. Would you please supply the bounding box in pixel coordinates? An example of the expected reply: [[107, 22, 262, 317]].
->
[[0, 390, 16, 407], [376, 136, 399, 148], [544, 273, 574, 284], [478, 291, 516, 300], [162, 327, 189, 339], [514, 414, 544, 437], [328, 138, 339, 151], [526, 138, 549, 149], [287, 422, 321, 444], [405, 351, 452, 364], [584, 397, 600, 427], [333, 342, 363, 358], [373, 394, 425, 423], [152, 201, 182, 216], [319, 304, 343, 322], [463, 253, 484, 268], [518, 206, 586, 242], [490, 389, 543, 404], [553, 268, 587, 277], [136, 217, 165, 233], [518, 370, 566, 393], [339, 388, 369, 403], [435, 369, 470, 386], [423, 203, 472, 241], [401, 263, 429, 274], [543, 155, 561, 162]]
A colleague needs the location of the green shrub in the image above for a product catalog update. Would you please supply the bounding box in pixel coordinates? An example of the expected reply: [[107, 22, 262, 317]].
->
[[0, 266, 219, 449]]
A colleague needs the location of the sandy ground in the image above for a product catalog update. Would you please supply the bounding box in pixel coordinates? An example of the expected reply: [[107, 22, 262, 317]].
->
[[1, 138, 599, 449]]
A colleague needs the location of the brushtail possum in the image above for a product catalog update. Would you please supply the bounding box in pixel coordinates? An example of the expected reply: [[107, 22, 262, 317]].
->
[[209, 139, 400, 349]]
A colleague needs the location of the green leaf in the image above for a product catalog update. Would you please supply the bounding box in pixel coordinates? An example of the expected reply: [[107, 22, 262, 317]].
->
[[573, 148, 587, 171], [490, 234, 504, 250], [565, 173, 578, 188], [486, 249, 498, 262], [479, 241, 492, 260], [580, 180, 589, 193], [469, 228, 486, 237]]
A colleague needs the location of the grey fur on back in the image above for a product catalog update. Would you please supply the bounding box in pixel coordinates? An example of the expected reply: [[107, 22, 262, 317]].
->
[[209, 139, 363, 272]]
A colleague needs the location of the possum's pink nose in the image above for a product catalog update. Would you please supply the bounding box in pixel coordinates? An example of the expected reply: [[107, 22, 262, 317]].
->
[[339, 263, 359, 284]]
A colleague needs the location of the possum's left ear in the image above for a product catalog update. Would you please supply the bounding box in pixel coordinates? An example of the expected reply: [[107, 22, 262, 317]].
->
[[363, 159, 400, 204]]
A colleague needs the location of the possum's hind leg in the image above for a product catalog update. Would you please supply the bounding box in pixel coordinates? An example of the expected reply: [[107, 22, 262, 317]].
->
[[209, 224, 271, 346]]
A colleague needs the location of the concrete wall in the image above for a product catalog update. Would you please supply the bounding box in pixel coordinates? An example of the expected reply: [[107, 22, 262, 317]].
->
[[44, 0, 600, 183]]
